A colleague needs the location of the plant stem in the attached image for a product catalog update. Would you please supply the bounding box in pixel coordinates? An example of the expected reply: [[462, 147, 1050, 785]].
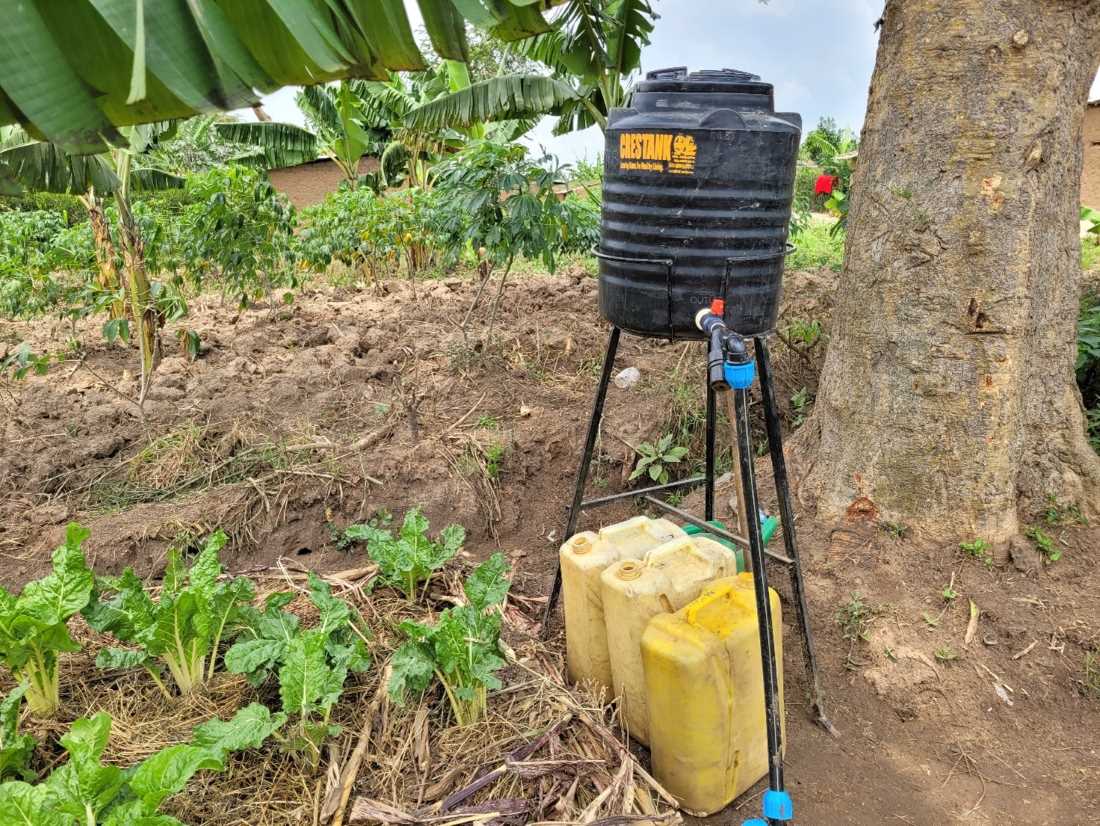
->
[[113, 149, 158, 412], [145, 665, 173, 701], [24, 647, 58, 717], [435, 669, 464, 726]]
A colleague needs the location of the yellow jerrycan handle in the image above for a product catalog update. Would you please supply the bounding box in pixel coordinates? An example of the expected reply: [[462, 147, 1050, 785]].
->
[[643, 537, 712, 566], [683, 577, 746, 627]]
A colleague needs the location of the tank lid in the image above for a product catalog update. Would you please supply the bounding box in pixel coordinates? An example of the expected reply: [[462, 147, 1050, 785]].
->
[[635, 66, 773, 95]]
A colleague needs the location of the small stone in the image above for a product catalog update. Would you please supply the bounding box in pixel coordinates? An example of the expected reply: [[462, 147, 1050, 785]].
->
[[1012, 30, 1029, 47], [613, 366, 641, 389], [1008, 535, 1038, 573]]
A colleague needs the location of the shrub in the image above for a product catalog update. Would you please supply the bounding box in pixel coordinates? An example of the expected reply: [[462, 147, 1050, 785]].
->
[[0, 192, 84, 226], [0, 210, 65, 266], [179, 165, 297, 307], [793, 164, 830, 216], [294, 186, 444, 285], [432, 140, 581, 275], [787, 220, 845, 272]]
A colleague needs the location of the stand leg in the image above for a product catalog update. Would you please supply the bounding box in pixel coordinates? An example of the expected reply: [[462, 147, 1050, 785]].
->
[[542, 326, 621, 635], [730, 387, 785, 807], [705, 378, 717, 522], [755, 336, 835, 734]]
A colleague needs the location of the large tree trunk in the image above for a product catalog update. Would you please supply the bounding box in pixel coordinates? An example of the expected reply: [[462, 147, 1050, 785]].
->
[[796, 0, 1100, 541]]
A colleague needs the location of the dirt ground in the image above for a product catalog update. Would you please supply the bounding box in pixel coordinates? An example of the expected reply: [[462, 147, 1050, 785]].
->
[[1, 268, 1097, 825]]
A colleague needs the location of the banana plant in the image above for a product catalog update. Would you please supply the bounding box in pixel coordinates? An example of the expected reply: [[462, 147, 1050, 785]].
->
[[0, 122, 182, 385], [0, 2, 560, 154], [405, 0, 657, 135]]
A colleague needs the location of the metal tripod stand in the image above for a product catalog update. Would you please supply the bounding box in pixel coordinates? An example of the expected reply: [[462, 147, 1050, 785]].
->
[[542, 323, 833, 737]]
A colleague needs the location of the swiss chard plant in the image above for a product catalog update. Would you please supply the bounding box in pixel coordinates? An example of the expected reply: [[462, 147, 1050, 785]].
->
[[0, 523, 94, 718], [225, 574, 371, 765], [346, 508, 465, 602], [388, 553, 510, 726], [84, 531, 256, 697], [0, 684, 36, 781], [0, 703, 283, 826]]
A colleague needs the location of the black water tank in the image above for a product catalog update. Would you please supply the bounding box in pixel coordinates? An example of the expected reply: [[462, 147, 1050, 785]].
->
[[598, 67, 802, 340]]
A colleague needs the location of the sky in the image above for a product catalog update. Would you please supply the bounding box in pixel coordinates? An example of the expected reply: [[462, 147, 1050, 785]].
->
[[247, 0, 1100, 165]]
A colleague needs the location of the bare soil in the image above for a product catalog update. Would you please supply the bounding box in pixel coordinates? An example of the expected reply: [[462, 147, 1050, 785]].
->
[[1, 268, 1097, 825]]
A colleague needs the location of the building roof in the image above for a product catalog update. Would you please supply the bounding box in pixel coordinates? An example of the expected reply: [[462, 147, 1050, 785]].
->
[[268, 155, 378, 173]]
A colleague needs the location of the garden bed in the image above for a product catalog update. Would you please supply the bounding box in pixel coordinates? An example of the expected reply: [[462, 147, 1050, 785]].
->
[[1, 269, 1097, 824]]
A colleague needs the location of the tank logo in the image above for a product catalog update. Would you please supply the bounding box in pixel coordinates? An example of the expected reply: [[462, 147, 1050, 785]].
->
[[618, 132, 697, 175]]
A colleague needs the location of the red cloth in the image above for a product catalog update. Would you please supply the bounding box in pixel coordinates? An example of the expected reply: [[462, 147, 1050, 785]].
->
[[814, 174, 837, 196]]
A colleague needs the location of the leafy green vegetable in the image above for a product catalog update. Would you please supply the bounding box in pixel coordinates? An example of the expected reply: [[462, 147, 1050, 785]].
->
[[630, 433, 689, 485], [221, 592, 298, 688], [0, 703, 282, 825], [225, 574, 370, 764], [347, 508, 465, 601], [0, 684, 36, 781], [389, 553, 510, 726], [84, 531, 256, 697], [0, 523, 95, 717]]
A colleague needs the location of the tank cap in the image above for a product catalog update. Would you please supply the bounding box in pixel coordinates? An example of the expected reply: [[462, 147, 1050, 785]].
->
[[616, 561, 643, 581], [646, 66, 688, 81], [688, 68, 760, 82], [570, 535, 592, 555]]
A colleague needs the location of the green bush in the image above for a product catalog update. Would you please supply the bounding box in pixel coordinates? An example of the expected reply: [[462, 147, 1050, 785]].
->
[[0, 192, 85, 226], [294, 186, 446, 285], [0, 211, 70, 318], [0, 210, 66, 265], [1077, 294, 1100, 450], [793, 164, 829, 216], [1083, 238, 1100, 273], [432, 140, 596, 276], [179, 165, 297, 306], [788, 220, 845, 272]]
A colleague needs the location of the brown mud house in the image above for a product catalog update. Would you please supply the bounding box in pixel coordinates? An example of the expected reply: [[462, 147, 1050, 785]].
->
[[267, 156, 380, 208], [1083, 101, 1100, 208]]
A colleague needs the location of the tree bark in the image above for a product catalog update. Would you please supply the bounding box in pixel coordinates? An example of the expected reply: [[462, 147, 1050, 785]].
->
[[795, 0, 1100, 541]]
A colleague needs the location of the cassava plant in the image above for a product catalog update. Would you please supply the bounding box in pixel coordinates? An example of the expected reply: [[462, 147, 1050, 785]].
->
[[0, 523, 94, 717], [346, 508, 465, 602], [388, 553, 510, 726], [84, 531, 255, 697], [225, 574, 371, 765]]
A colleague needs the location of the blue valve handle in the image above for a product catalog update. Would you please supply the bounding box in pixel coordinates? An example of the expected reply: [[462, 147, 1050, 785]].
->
[[723, 358, 756, 390], [743, 790, 794, 825], [764, 790, 793, 820]]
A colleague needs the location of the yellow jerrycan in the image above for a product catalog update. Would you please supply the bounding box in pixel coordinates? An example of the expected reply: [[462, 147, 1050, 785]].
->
[[561, 516, 684, 688], [600, 535, 738, 745], [641, 573, 784, 816]]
